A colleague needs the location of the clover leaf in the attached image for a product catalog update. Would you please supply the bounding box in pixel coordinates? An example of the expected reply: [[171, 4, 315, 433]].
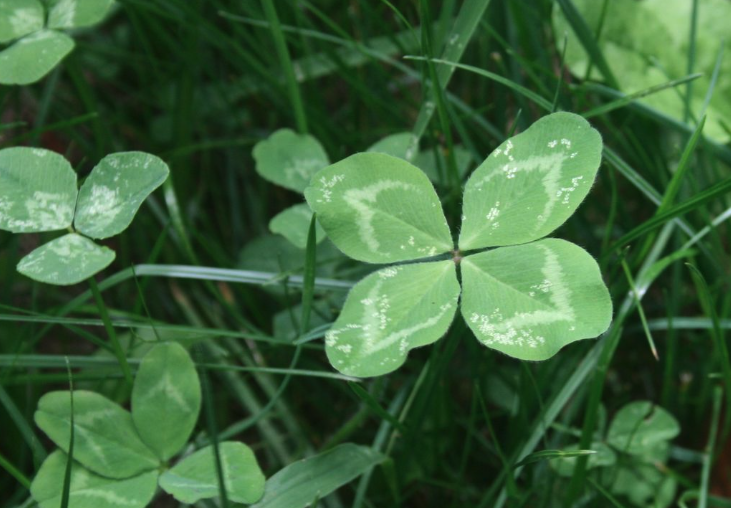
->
[[0, 0, 114, 85], [305, 112, 612, 377], [30, 342, 267, 508], [551, 401, 679, 508], [0, 147, 169, 285], [553, 0, 731, 142]]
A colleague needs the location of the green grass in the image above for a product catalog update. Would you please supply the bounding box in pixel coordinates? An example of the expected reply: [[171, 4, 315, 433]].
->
[[1, 0, 731, 507]]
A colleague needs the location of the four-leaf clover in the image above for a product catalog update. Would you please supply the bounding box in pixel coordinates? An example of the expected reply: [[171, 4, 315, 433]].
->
[[305, 112, 613, 377]]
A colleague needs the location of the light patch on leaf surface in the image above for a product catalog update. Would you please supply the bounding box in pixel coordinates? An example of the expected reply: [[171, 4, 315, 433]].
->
[[0, 147, 77, 233], [459, 112, 602, 250], [325, 261, 460, 377], [132, 342, 201, 461], [74, 151, 169, 239], [461, 239, 612, 361], [0, 0, 43, 43], [47, 0, 115, 29], [17, 234, 115, 285], [31, 451, 158, 508], [305, 152, 453, 264]]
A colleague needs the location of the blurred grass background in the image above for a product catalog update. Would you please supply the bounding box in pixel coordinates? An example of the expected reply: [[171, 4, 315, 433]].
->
[[1, 0, 731, 506]]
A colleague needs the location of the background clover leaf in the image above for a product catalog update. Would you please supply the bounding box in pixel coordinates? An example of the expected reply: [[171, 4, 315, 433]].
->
[[461, 239, 612, 361], [253, 128, 330, 193], [131, 342, 202, 461], [459, 112, 603, 250], [0, 29, 74, 85], [0, 147, 78, 233], [159, 442, 266, 504], [46, 0, 115, 29], [606, 401, 680, 459], [17, 233, 116, 285], [74, 152, 170, 239], [269, 203, 325, 249], [34, 390, 160, 479], [31, 451, 158, 508], [305, 152, 454, 264], [553, 0, 731, 143], [325, 261, 460, 377]]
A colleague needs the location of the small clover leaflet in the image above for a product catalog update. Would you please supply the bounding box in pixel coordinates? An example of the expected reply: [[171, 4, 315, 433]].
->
[[0, 148, 169, 285], [305, 112, 613, 377], [0, 0, 114, 85], [30, 342, 266, 508], [551, 401, 679, 508]]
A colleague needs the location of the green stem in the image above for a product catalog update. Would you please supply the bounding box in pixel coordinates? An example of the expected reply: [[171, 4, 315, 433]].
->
[[88, 278, 133, 386]]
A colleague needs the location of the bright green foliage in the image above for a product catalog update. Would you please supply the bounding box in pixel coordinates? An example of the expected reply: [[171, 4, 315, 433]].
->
[[31, 451, 158, 508], [606, 401, 680, 458], [326, 262, 460, 377], [34, 390, 159, 478], [367, 132, 415, 161], [305, 152, 453, 264], [251, 444, 385, 508], [31, 343, 267, 508], [0, 0, 43, 43], [0, 0, 113, 85], [17, 233, 116, 285], [553, 0, 731, 142], [46, 0, 115, 29], [461, 239, 612, 361], [74, 152, 170, 239], [269, 203, 325, 249], [159, 442, 266, 504], [0, 147, 77, 232], [0, 147, 169, 285], [550, 401, 679, 507], [459, 113, 602, 249], [131, 342, 201, 461], [253, 128, 330, 193], [306, 112, 612, 377]]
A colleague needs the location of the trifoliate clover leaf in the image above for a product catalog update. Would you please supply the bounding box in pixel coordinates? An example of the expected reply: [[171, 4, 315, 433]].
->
[[0, 147, 169, 285], [0, 0, 114, 85], [306, 112, 612, 377]]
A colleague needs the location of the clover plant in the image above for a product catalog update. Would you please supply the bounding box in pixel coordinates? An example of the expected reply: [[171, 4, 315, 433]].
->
[[30, 342, 266, 507], [0, 147, 169, 285], [253, 128, 329, 249], [553, 0, 731, 142], [552, 401, 680, 507], [0, 0, 115, 85], [305, 112, 613, 377]]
